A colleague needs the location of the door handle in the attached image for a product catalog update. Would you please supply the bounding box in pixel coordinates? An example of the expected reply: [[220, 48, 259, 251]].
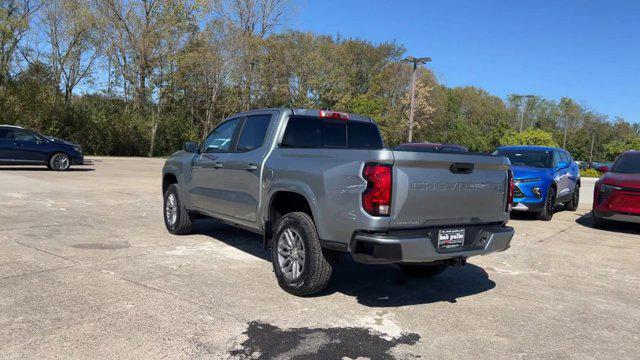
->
[[246, 163, 258, 171], [213, 162, 224, 169]]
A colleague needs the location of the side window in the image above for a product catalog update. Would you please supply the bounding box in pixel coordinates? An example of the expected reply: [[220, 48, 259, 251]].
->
[[202, 118, 240, 153], [237, 115, 272, 151], [13, 129, 38, 142], [559, 151, 569, 164], [564, 151, 573, 163], [0, 128, 13, 140], [553, 151, 562, 167]]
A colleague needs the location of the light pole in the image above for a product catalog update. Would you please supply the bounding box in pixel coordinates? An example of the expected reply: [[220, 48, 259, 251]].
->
[[512, 94, 536, 132], [402, 56, 431, 142]]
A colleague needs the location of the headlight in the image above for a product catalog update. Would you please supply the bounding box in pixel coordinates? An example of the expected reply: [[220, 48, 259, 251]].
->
[[599, 184, 621, 193], [516, 177, 542, 183], [73, 146, 82, 153]]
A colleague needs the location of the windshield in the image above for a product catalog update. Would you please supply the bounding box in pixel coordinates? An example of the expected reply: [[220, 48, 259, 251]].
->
[[494, 149, 553, 168], [611, 153, 640, 174]]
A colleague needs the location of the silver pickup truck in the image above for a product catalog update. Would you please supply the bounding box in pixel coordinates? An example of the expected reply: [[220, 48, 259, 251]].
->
[[162, 108, 514, 296]]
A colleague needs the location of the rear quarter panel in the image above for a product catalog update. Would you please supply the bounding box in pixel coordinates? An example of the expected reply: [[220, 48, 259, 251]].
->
[[264, 148, 393, 245]]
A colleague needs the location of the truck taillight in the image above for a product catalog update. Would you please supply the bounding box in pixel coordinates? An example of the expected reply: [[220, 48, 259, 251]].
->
[[507, 169, 514, 211], [319, 110, 349, 120], [362, 163, 392, 216]]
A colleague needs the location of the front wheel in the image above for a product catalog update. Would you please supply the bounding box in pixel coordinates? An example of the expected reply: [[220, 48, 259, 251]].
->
[[272, 212, 333, 296], [537, 187, 556, 221], [564, 184, 580, 211], [399, 263, 449, 277], [49, 153, 71, 171], [163, 184, 193, 235]]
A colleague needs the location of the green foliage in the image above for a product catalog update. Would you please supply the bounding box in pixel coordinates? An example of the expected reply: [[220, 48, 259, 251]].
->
[[499, 129, 559, 147], [580, 168, 601, 178], [0, 8, 636, 158], [603, 138, 640, 160]]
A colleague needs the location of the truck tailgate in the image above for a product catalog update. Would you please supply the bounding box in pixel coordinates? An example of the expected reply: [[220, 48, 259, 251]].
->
[[391, 151, 510, 228]]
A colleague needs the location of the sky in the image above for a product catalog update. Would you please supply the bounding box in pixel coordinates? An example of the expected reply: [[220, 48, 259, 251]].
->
[[291, 0, 640, 122]]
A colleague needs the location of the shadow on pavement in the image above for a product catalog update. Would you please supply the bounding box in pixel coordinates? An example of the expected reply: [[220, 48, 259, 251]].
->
[[0, 166, 94, 172], [320, 258, 495, 307], [193, 219, 496, 306], [510, 204, 570, 221], [576, 212, 640, 235], [193, 219, 270, 261]]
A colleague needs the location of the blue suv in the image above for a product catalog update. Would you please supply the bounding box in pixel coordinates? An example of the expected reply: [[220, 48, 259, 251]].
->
[[0, 125, 84, 171], [494, 146, 580, 220]]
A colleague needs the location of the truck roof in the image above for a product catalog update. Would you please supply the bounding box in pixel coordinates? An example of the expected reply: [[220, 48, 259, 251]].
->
[[226, 108, 373, 123]]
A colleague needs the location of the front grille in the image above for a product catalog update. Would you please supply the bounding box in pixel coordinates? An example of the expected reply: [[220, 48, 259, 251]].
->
[[514, 185, 525, 198]]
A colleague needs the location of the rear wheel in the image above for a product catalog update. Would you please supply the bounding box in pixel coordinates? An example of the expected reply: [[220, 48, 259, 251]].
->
[[564, 184, 580, 211], [49, 153, 71, 171], [272, 212, 333, 296], [399, 263, 449, 278], [163, 184, 193, 235], [537, 187, 556, 221]]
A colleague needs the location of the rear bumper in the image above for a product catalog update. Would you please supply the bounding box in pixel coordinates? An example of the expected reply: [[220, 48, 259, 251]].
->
[[350, 225, 514, 264]]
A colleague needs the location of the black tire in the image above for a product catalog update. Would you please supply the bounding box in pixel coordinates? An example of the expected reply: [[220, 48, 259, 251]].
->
[[564, 184, 580, 211], [272, 212, 333, 296], [592, 211, 607, 228], [399, 263, 449, 278], [537, 187, 556, 221], [49, 153, 71, 171], [163, 184, 193, 235]]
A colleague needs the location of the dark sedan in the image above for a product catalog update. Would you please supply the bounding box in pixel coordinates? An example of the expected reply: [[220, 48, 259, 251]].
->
[[0, 125, 84, 171]]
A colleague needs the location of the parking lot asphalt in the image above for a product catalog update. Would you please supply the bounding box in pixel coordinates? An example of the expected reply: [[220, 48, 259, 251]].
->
[[1, 158, 639, 359]]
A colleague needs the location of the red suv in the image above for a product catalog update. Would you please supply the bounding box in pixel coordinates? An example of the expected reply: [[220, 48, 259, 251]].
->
[[593, 151, 640, 226]]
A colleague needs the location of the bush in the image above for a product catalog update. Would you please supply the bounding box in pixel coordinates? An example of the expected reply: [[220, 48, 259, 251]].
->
[[580, 168, 601, 178]]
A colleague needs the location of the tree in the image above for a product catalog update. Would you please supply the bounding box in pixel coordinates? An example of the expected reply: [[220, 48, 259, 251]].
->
[[42, 0, 99, 101], [559, 97, 582, 148], [172, 20, 231, 139], [500, 128, 558, 147], [0, 0, 43, 89], [96, 0, 197, 107]]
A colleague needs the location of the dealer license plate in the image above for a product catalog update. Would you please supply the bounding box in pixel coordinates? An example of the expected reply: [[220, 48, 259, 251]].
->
[[437, 228, 465, 250]]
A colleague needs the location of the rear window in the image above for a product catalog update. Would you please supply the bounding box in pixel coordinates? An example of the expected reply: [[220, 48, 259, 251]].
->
[[611, 153, 640, 174], [281, 116, 382, 149], [348, 121, 383, 149]]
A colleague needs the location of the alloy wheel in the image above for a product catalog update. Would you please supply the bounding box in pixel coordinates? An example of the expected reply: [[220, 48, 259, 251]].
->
[[165, 193, 178, 226], [277, 228, 306, 281], [54, 155, 69, 170]]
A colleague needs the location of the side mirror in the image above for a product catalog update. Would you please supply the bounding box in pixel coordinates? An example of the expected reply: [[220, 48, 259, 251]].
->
[[597, 165, 609, 173], [184, 141, 199, 153]]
